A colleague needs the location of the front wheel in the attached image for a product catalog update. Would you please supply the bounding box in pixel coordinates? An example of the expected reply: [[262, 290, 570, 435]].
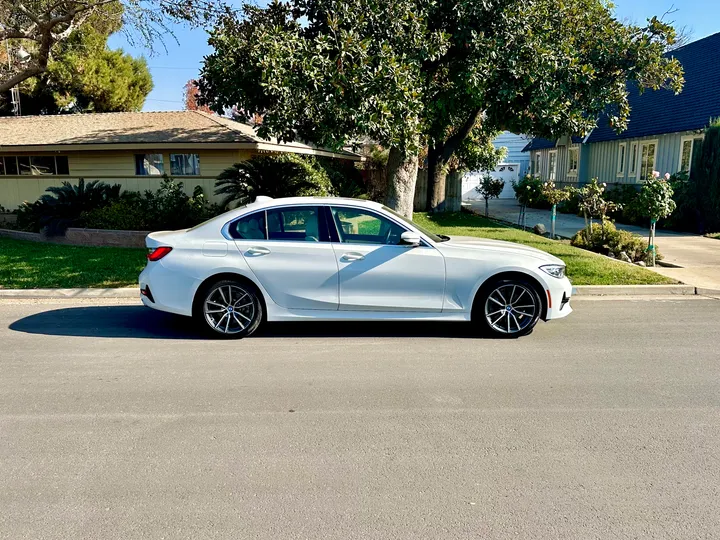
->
[[475, 279, 542, 338], [195, 279, 263, 338]]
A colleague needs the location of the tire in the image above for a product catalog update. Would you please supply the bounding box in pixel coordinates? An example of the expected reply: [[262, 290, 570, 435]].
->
[[474, 278, 542, 338], [194, 279, 263, 338]]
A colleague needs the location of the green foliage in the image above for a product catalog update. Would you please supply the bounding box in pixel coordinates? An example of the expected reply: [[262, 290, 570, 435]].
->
[[82, 177, 222, 231], [17, 179, 122, 235], [541, 181, 571, 206], [476, 174, 505, 201], [604, 183, 644, 225], [571, 220, 659, 264], [692, 119, 720, 232], [316, 157, 365, 198], [512, 175, 547, 208], [8, 21, 153, 115], [199, 0, 683, 179], [638, 174, 676, 221], [215, 154, 334, 208], [664, 171, 700, 232], [570, 178, 621, 221]]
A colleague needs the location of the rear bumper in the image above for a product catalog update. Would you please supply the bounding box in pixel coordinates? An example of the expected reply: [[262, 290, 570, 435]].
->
[[139, 262, 197, 317]]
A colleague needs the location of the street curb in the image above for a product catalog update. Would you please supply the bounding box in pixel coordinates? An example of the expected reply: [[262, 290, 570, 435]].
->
[[573, 285, 715, 296], [0, 288, 138, 299], [1, 285, 718, 299]]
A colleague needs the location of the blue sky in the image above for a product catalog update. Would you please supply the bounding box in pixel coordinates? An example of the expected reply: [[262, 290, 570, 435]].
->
[[107, 0, 720, 112]]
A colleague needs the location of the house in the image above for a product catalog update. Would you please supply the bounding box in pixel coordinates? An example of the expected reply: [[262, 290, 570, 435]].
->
[[522, 31, 720, 187], [460, 131, 531, 201], [0, 111, 359, 209]]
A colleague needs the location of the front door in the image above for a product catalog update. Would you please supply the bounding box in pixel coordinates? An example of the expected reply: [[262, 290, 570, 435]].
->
[[328, 206, 445, 312], [231, 206, 339, 310]]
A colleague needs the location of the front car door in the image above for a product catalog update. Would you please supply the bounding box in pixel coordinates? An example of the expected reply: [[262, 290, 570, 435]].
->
[[327, 205, 445, 312], [230, 205, 339, 310]]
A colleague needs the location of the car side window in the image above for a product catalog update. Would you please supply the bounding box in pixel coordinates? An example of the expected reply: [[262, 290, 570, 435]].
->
[[231, 212, 267, 240], [330, 207, 406, 245], [267, 206, 323, 242]]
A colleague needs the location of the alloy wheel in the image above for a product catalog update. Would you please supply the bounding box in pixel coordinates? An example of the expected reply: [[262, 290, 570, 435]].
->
[[203, 284, 256, 335], [484, 283, 539, 335]]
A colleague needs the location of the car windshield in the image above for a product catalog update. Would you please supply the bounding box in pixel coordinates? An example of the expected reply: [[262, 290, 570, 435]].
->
[[382, 206, 448, 242]]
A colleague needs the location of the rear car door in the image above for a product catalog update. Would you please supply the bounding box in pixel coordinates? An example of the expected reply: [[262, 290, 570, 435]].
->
[[230, 206, 339, 310], [328, 205, 445, 312]]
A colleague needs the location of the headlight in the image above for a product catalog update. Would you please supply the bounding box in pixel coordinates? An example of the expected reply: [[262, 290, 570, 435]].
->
[[540, 264, 565, 279]]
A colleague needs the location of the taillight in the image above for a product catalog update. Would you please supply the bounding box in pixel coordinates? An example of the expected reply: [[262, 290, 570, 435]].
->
[[147, 246, 172, 261]]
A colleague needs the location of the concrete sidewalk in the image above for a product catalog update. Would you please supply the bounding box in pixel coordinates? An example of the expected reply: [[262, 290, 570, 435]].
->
[[468, 199, 720, 289]]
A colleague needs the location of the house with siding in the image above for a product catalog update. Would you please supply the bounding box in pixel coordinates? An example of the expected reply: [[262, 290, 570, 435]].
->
[[0, 111, 359, 210], [522, 31, 720, 187]]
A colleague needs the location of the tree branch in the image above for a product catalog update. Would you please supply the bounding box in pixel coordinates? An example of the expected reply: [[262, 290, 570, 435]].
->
[[442, 108, 483, 161], [0, 65, 43, 93]]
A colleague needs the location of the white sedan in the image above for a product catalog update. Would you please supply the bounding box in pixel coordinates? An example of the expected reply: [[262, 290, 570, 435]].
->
[[139, 197, 572, 338]]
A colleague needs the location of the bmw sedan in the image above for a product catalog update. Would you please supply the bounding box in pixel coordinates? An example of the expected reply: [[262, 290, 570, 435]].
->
[[139, 197, 572, 338]]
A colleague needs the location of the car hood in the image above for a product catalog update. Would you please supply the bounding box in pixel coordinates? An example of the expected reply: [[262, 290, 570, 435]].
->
[[438, 236, 565, 265]]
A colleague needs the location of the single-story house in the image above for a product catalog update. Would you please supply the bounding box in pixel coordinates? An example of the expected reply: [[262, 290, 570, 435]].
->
[[0, 110, 359, 210], [521, 31, 720, 187]]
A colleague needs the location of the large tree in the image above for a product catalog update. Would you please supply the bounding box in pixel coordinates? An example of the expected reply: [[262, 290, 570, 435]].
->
[[0, 0, 226, 95], [199, 0, 683, 216], [3, 23, 153, 114]]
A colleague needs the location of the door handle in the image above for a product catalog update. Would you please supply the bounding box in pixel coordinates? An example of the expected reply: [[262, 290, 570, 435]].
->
[[341, 252, 365, 262], [246, 246, 271, 256]]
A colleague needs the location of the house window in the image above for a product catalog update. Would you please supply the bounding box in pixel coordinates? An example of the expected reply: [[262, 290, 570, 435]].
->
[[0, 155, 69, 175], [135, 154, 165, 176], [548, 150, 557, 180], [629, 142, 638, 176], [679, 135, 704, 173], [567, 147, 579, 176], [638, 141, 658, 180], [533, 152, 541, 175], [170, 154, 200, 176], [617, 143, 627, 176]]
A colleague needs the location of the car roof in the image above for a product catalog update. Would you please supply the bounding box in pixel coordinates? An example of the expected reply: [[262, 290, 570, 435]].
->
[[235, 196, 384, 214]]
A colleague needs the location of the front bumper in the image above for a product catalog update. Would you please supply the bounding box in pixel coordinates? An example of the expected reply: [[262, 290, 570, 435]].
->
[[544, 276, 573, 320]]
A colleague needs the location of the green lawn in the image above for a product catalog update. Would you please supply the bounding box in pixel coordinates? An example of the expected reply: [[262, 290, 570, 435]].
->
[[0, 212, 676, 289], [707, 232, 720, 240], [0, 237, 146, 289], [413, 212, 676, 285]]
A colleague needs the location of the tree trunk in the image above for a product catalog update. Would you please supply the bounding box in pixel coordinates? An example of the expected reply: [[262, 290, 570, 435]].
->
[[385, 146, 419, 219], [426, 108, 484, 213]]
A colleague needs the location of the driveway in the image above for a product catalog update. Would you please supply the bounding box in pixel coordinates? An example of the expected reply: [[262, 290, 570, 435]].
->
[[2, 297, 720, 539], [469, 199, 720, 289]]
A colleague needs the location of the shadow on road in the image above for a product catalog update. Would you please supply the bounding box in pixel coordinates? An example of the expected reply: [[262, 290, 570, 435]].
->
[[9, 306, 484, 339]]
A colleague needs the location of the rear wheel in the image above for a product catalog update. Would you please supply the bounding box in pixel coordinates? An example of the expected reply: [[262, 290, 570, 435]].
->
[[475, 278, 542, 338], [195, 279, 263, 338]]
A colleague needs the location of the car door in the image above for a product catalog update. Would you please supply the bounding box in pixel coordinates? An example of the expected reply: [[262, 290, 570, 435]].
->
[[328, 205, 445, 312], [230, 206, 339, 310]]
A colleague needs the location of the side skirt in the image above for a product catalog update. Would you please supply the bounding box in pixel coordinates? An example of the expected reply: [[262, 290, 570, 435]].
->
[[266, 308, 471, 323]]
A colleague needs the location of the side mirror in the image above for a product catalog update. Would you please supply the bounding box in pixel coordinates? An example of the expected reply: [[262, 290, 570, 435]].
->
[[400, 231, 421, 247]]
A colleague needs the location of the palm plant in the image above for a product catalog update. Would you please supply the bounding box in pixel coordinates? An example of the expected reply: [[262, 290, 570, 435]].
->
[[215, 155, 334, 208], [32, 179, 121, 235]]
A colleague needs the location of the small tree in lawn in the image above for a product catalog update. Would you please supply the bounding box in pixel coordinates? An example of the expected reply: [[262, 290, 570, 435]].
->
[[572, 178, 620, 243], [638, 171, 676, 266], [541, 181, 570, 239], [475, 174, 505, 217]]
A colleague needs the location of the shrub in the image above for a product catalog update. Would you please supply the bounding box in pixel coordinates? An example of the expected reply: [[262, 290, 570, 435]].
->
[[215, 154, 334, 208], [665, 171, 700, 232], [512, 174, 548, 208], [316, 156, 365, 198], [605, 183, 644, 225], [571, 219, 660, 264], [475, 173, 505, 217], [693, 118, 720, 233], [16, 178, 121, 235], [81, 178, 223, 231]]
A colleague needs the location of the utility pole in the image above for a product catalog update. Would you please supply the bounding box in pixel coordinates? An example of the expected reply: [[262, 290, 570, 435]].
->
[[4, 40, 22, 116]]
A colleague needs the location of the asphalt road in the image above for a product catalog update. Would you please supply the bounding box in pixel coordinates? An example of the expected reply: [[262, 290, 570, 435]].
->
[[1, 296, 720, 540]]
